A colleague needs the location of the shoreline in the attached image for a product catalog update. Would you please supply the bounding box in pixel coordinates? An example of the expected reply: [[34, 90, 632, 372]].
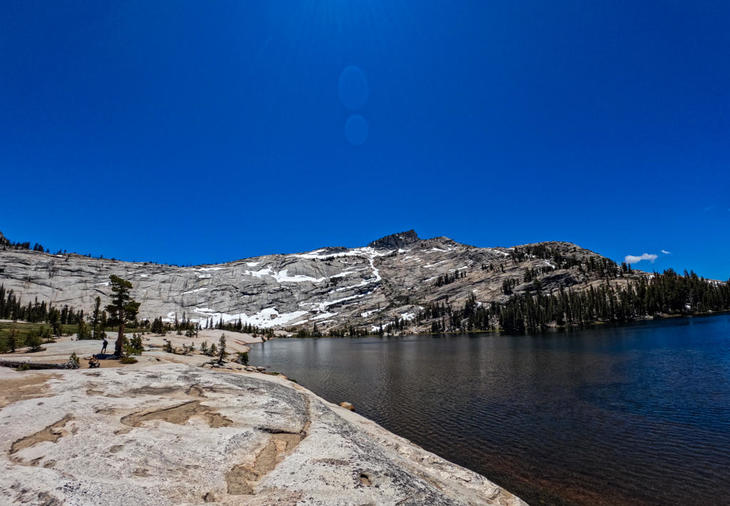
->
[[0, 334, 526, 505], [281, 309, 730, 339]]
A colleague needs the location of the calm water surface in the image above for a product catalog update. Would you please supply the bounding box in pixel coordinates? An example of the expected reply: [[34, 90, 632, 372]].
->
[[250, 315, 730, 505]]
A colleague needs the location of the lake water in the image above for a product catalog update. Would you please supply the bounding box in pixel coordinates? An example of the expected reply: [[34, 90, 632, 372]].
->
[[249, 315, 730, 505]]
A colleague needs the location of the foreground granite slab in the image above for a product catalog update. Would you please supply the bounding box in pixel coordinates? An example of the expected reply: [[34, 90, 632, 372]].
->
[[0, 362, 525, 505]]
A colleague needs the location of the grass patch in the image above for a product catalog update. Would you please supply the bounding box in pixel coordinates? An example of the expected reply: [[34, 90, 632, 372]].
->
[[0, 322, 63, 352], [0, 321, 149, 353]]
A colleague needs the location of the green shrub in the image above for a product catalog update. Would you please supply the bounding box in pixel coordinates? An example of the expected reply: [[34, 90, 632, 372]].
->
[[26, 332, 43, 352], [150, 317, 165, 335], [217, 335, 227, 364], [7, 329, 17, 353], [77, 319, 92, 340], [127, 333, 144, 355]]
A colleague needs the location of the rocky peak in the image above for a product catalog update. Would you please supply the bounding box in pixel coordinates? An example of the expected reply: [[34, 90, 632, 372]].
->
[[0, 229, 629, 333], [368, 230, 420, 250]]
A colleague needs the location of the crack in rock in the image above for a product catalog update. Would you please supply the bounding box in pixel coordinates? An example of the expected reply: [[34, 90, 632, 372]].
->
[[10, 415, 73, 455], [120, 400, 232, 428], [226, 393, 311, 496]]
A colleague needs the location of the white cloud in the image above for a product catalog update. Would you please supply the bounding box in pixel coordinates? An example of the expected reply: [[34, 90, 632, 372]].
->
[[661, 250, 671, 255], [625, 253, 658, 264]]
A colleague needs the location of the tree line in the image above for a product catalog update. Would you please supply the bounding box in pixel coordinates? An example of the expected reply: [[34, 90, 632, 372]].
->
[[0, 284, 86, 334], [3, 267, 728, 343], [434, 270, 466, 287], [510, 244, 624, 278], [417, 269, 730, 334]]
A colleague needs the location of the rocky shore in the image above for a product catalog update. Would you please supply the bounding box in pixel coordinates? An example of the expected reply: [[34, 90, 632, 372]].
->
[[0, 336, 526, 505]]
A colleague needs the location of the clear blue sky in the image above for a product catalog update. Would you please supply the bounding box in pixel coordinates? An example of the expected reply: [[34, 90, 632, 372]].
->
[[1, 1, 728, 278]]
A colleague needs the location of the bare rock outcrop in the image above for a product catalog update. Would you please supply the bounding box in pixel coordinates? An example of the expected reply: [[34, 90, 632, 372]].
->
[[0, 363, 526, 505], [0, 231, 635, 333], [368, 229, 420, 250]]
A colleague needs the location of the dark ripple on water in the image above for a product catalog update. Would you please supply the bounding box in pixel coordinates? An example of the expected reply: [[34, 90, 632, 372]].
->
[[250, 315, 730, 505]]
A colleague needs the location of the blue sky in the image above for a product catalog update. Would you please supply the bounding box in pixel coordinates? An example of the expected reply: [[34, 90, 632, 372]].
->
[[1, 1, 728, 278]]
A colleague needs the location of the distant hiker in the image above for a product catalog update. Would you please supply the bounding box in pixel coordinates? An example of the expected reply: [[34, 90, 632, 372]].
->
[[101, 338, 108, 355], [89, 357, 100, 368]]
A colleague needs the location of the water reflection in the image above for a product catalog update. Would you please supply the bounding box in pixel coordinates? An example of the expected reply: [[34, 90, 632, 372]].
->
[[251, 315, 730, 505]]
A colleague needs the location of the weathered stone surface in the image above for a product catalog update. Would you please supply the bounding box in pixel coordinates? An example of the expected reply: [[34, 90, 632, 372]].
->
[[0, 358, 526, 505], [0, 231, 631, 332], [368, 229, 420, 250]]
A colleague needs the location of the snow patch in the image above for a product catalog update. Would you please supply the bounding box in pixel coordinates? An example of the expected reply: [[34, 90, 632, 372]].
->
[[368, 256, 381, 283], [294, 246, 391, 261], [246, 267, 274, 279], [311, 312, 337, 320], [273, 269, 325, 283], [301, 292, 373, 312], [423, 260, 447, 268], [448, 265, 469, 272], [329, 270, 360, 279], [243, 267, 325, 283], [182, 287, 208, 295], [361, 308, 382, 318], [172, 307, 309, 329]]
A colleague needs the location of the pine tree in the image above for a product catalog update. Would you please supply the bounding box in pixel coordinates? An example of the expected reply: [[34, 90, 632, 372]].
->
[[151, 317, 165, 334], [8, 328, 17, 353], [26, 331, 43, 352], [77, 318, 92, 339], [105, 275, 140, 357], [91, 296, 102, 339], [217, 334, 227, 364]]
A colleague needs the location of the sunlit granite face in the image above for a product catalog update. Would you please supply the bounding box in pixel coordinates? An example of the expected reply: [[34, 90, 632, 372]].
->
[[0, 231, 625, 334], [0, 358, 525, 505]]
